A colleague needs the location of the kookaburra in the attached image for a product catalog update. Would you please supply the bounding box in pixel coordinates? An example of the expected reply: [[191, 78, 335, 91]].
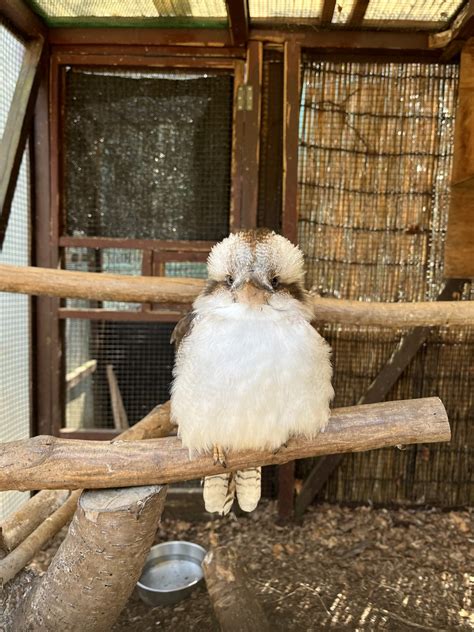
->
[[171, 229, 334, 515]]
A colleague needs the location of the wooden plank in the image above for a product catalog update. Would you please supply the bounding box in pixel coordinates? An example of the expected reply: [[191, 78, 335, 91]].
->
[[430, 2, 474, 51], [59, 236, 214, 252], [239, 40, 262, 228], [0, 0, 47, 39], [230, 60, 246, 230], [279, 40, 301, 517], [225, 0, 249, 47], [66, 359, 97, 391], [445, 40, 474, 278], [32, 60, 54, 438], [0, 398, 450, 492], [347, 0, 370, 26], [294, 280, 467, 519], [0, 37, 44, 249], [251, 29, 432, 54], [53, 51, 237, 70], [282, 40, 300, 244], [58, 308, 183, 322], [48, 28, 233, 47], [106, 365, 129, 431], [50, 45, 245, 59], [321, 0, 337, 25]]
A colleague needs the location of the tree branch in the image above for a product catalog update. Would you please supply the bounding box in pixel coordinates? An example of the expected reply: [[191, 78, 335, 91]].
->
[[0, 398, 449, 492], [0, 263, 470, 327]]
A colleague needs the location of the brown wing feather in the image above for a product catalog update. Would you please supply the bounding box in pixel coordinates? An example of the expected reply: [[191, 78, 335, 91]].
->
[[170, 311, 195, 349]]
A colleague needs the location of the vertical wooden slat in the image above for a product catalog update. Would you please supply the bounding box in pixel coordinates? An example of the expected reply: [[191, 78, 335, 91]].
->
[[445, 39, 474, 278], [278, 40, 301, 520], [230, 60, 246, 231], [32, 50, 54, 437], [347, 0, 370, 26], [321, 0, 337, 25], [225, 0, 249, 47], [48, 54, 64, 436], [0, 0, 47, 39], [240, 40, 262, 228], [0, 37, 44, 249], [282, 40, 300, 244]]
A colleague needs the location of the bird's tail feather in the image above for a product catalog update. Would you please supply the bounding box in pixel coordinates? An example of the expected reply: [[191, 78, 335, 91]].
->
[[203, 467, 262, 515], [235, 467, 261, 512], [203, 473, 235, 515]]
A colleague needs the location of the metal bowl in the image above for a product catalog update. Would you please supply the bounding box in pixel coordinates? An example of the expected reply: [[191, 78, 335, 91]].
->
[[137, 541, 207, 607]]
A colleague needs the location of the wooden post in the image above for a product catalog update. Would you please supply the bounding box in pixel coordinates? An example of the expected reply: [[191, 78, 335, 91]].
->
[[445, 38, 474, 278], [203, 546, 270, 632], [13, 486, 167, 631], [106, 365, 129, 430], [0, 398, 451, 492]]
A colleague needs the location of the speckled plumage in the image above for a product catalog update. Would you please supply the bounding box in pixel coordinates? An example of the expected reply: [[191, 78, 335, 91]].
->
[[171, 230, 334, 514]]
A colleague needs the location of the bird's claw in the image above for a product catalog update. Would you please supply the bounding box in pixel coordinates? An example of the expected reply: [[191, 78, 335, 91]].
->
[[213, 444, 227, 468]]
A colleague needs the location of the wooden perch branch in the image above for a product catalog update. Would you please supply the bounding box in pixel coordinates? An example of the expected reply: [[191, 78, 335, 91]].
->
[[0, 398, 449, 492], [0, 263, 470, 327]]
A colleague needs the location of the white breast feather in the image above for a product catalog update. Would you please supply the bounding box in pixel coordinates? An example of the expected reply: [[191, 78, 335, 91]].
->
[[171, 292, 334, 454]]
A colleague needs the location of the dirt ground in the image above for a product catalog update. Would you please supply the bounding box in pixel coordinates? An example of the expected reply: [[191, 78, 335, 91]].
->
[[114, 501, 473, 631], [7, 500, 473, 631]]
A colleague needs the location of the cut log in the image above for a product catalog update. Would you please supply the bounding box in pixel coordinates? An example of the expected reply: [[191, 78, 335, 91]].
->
[[12, 485, 167, 631], [0, 398, 450, 492], [0, 490, 69, 554], [203, 546, 270, 632], [0, 490, 81, 586], [0, 263, 471, 327], [0, 401, 174, 580]]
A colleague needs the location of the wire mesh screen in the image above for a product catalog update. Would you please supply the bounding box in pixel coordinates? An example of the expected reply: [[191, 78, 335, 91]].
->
[[257, 50, 283, 231], [28, 0, 227, 17], [0, 24, 30, 522], [65, 320, 176, 429], [364, 0, 466, 25], [64, 247, 143, 310], [249, 0, 323, 18], [298, 58, 473, 507], [63, 69, 233, 241]]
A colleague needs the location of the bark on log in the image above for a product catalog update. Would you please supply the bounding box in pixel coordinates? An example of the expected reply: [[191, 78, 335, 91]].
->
[[0, 263, 471, 327], [0, 401, 174, 582], [0, 490, 69, 553], [203, 546, 270, 632], [0, 398, 450, 492], [13, 485, 167, 631]]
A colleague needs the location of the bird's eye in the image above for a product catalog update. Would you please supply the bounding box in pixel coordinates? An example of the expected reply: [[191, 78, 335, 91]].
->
[[271, 276, 280, 289], [225, 275, 234, 287]]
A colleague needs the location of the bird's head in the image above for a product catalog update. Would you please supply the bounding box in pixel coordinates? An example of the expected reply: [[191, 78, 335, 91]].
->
[[196, 229, 311, 318]]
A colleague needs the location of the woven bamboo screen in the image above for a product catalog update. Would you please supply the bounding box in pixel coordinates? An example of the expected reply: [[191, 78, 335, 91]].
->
[[298, 59, 473, 506]]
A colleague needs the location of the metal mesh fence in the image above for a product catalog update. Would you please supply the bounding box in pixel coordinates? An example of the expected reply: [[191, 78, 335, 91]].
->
[[63, 68, 233, 241], [28, 0, 227, 17], [297, 58, 473, 507], [0, 24, 30, 522], [257, 50, 283, 231], [364, 0, 466, 25], [65, 320, 176, 429]]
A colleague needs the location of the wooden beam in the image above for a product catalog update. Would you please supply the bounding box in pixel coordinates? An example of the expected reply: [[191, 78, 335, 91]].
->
[[294, 280, 467, 519], [238, 40, 262, 228], [445, 39, 474, 278], [347, 0, 370, 27], [0, 37, 44, 249], [0, 0, 47, 39], [282, 40, 300, 244], [66, 359, 97, 391], [321, 0, 337, 25], [106, 365, 129, 431], [48, 28, 233, 47], [225, 0, 249, 47], [430, 2, 474, 54], [0, 398, 450, 491], [0, 264, 473, 326]]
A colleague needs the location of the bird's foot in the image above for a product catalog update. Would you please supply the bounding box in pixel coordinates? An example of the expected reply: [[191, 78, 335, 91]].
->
[[213, 444, 227, 468]]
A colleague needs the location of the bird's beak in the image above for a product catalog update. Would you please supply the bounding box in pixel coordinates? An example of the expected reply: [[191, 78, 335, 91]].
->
[[234, 279, 271, 307]]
